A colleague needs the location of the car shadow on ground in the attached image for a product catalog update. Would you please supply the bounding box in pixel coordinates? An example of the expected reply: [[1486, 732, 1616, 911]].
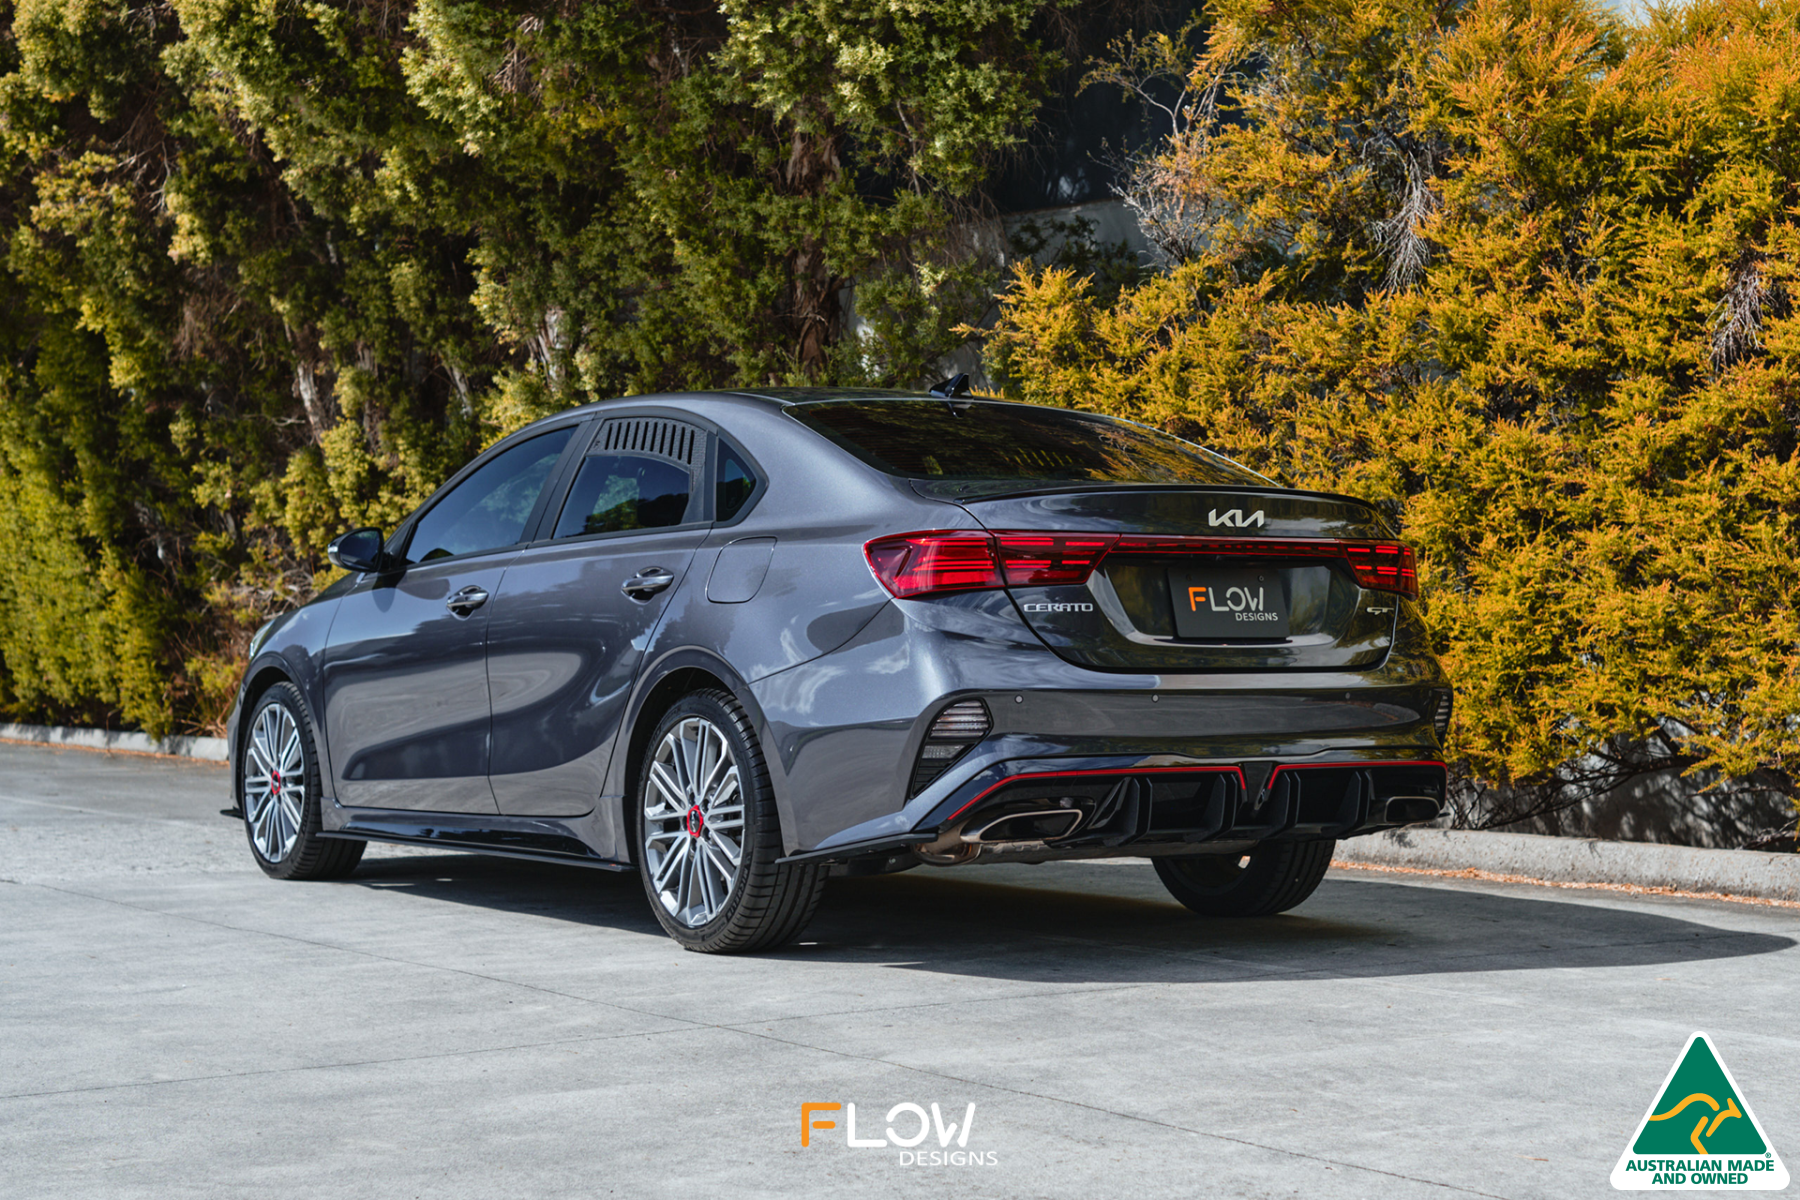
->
[[341, 850, 1796, 985]]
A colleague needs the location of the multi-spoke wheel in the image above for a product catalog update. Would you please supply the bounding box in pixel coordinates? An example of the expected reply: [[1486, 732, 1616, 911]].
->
[[635, 690, 826, 952], [240, 682, 364, 881], [1154, 839, 1335, 917], [643, 716, 746, 927], [244, 701, 305, 863]]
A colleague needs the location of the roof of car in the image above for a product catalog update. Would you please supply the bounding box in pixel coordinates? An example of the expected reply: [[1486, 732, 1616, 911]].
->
[[548, 387, 1016, 424]]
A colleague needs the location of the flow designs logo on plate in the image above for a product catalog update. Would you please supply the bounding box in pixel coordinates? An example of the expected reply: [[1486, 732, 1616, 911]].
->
[[1612, 1033, 1788, 1190], [801, 1101, 997, 1166]]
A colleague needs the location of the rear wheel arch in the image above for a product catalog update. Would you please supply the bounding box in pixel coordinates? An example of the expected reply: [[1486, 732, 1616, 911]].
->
[[618, 656, 788, 852]]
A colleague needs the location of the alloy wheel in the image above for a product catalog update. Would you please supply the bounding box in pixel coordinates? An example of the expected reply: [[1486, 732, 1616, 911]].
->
[[642, 716, 746, 927], [244, 702, 305, 863]]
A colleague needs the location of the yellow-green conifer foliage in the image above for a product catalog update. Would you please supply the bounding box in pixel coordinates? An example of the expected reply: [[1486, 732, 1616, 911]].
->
[[987, 0, 1800, 809], [0, 0, 1081, 734]]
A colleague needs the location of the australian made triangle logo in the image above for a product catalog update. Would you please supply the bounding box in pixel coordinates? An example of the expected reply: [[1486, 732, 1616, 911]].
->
[[1612, 1032, 1788, 1190]]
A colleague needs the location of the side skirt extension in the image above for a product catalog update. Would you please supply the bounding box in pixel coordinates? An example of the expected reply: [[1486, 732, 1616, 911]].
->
[[320, 808, 629, 872]]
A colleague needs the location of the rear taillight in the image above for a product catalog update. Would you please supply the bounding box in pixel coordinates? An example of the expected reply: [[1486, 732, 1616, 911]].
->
[[865, 531, 1119, 598], [1431, 689, 1453, 739], [864, 532, 1002, 598], [1342, 543, 1418, 596], [993, 533, 1118, 586], [865, 531, 1419, 598]]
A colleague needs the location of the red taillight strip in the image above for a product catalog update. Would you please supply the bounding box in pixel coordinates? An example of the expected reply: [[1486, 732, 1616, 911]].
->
[[942, 758, 1447, 824], [1110, 535, 1417, 597], [865, 531, 1419, 599]]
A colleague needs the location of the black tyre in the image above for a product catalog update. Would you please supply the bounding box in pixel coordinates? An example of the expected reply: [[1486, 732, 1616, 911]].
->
[[635, 689, 826, 953], [240, 682, 365, 881], [1153, 839, 1335, 917]]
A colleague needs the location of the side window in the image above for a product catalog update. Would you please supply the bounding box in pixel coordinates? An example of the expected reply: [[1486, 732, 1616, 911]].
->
[[716, 442, 758, 521], [552, 454, 693, 539], [404, 428, 574, 564]]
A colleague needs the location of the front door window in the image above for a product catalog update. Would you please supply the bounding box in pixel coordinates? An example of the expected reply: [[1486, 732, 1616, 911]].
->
[[405, 428, 575, 563]]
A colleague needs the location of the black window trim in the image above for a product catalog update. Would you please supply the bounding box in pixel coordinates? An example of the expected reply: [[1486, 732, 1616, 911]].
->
[[522, 406, 714, 547]]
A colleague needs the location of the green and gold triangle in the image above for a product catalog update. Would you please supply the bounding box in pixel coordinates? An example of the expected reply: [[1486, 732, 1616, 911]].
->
[[1612, 1032, 1788, 1191]]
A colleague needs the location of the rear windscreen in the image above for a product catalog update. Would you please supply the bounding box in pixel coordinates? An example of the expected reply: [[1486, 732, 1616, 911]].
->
[[787, 400, 1267, 486]]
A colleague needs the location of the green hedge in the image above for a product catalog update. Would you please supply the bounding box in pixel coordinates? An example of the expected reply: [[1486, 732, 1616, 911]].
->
[[0, 0, 1081, 734]]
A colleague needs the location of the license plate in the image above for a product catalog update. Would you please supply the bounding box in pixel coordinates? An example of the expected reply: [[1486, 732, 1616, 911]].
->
[[1168, 568, 1289, 638]]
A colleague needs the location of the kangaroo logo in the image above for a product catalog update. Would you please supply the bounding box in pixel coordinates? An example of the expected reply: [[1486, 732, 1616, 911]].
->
[[1208, 508, 1265, 528], [1612, 1032, 1788, 1190]]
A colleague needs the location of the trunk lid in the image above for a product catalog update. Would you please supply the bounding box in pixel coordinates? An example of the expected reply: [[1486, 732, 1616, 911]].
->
[[944, 485, 1403, 672]]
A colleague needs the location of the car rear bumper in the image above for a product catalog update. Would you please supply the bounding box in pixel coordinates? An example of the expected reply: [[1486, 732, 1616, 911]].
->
[[752, 593, 1450, 859], [781, 749, 1445, 865]]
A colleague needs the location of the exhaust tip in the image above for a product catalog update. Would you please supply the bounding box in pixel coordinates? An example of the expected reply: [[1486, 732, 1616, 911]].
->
[[963, 809, 1084, 845], [1383, 795, 1441, 824]]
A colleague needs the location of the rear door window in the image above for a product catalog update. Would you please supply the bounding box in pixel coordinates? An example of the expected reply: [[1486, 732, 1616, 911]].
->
[[552, 454, 693, 538]]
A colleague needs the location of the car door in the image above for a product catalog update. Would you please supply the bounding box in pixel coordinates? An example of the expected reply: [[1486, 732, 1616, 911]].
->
[[484, 414, 710, 817], [320, 425, 579, 812]]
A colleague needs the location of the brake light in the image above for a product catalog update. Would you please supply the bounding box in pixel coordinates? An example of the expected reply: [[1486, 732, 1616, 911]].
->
[[1341, 543, 1418, 596], [993, 533, 1118, 586], [864, 532, 1001, 598]]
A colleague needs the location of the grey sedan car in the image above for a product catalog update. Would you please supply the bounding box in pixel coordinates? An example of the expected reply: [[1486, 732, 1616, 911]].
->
[[229, 385, 1450, 952]]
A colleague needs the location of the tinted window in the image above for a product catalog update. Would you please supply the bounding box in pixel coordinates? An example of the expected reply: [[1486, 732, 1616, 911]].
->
[[553, 454, 692, 538], [716, 443, 757, 521], [405, 428, 574, 564], [788, 400, 1267, 486]]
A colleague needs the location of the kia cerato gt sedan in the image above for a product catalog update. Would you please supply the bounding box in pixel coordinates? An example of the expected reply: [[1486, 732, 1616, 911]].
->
[[229, 384, 1451, 952]]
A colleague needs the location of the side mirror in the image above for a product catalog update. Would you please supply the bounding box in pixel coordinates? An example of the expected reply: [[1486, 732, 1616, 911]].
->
[[328, 527, 388, 573]]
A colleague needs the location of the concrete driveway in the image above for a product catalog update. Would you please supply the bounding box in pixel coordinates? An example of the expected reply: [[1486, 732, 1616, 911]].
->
[[3, 741, 1795, 1199]]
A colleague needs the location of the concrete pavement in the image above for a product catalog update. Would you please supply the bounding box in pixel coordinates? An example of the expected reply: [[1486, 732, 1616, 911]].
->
[[2, 740, 1796, 1198]]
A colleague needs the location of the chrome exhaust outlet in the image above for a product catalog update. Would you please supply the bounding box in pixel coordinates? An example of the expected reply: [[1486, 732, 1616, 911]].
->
[[961, 808, 1084, 845], [1382, 796, 1442, 824]]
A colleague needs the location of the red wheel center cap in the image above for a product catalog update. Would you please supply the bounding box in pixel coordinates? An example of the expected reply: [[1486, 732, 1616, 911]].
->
[[271, 770, 282, 795], [685, 806, 705, 837]]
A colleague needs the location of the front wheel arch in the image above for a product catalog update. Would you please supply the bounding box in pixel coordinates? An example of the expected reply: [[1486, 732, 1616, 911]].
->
[[234, 663, 296, 807]]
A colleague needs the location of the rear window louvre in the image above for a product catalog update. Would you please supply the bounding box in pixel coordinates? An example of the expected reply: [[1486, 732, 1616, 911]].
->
[[593, 417, 700, 466]]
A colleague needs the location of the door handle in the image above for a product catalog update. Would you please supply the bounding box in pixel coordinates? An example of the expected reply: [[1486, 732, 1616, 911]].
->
[[446, 585, 490, 617], [622, 566, 675, 601]]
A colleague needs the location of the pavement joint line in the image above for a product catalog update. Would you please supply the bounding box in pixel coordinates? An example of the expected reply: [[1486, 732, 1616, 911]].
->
[[0, 1025, 696, 1103], [12, 880, 1161, 1062], [714, 1022, 1518, 1200], [20, 879, 704, 1018], [0, 793, 217, 828], [18, 874, 1788, 1025]]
